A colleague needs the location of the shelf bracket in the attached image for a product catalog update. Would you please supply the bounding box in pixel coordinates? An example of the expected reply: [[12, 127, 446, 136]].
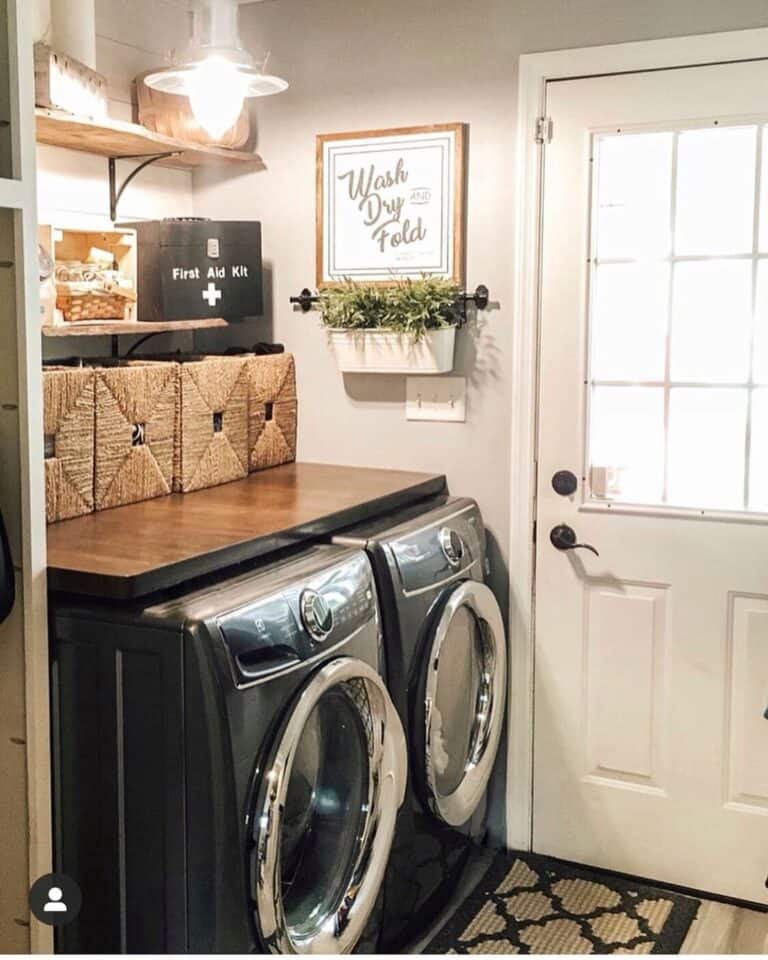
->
[[109, 152, 182, 222]]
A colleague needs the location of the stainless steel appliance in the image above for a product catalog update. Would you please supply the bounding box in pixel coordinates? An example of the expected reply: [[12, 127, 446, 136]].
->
[[52, 545, 406, 954], [334, 497, 507, 951]]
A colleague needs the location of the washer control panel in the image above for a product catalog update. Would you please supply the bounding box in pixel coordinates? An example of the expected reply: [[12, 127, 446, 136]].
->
[[217, 551, 378, 683], [300, 589, 334, 642]]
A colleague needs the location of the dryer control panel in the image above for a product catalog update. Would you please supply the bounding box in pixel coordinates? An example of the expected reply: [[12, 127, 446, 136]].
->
[[389, 504, 483, 594], [217, 552, 378, 684]]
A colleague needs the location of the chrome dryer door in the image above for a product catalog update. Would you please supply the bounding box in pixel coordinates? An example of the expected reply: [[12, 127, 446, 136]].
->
[[422, 581, 507, 827], [251, 657, 406, 955]]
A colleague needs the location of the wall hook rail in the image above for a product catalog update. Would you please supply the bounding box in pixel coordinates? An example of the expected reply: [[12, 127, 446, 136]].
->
[[109, 152, 183, 222], [290, 283, 491, 323]]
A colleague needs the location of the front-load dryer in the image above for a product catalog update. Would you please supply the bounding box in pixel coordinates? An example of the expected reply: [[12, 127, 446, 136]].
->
[[333, 497, 507, 951], [51, 545, 406, 954]]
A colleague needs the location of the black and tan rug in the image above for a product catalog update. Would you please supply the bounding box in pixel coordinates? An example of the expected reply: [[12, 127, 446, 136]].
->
[[426, 851, 701, 954]]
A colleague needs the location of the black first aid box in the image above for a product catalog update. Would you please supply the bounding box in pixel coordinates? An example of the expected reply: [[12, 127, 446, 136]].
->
[[119, 219, 264, 322]]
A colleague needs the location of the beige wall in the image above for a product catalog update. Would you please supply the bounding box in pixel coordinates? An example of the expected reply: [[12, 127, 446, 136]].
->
[[194, 0, 768, 596]]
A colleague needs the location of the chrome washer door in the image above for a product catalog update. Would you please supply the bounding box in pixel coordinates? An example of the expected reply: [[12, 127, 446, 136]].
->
[[424, 581, 507, 827], [252, 657, 407, 955]]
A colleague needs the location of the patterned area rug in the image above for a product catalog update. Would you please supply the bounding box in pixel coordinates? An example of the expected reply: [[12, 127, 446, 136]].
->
[[426, 851, 701, 954]]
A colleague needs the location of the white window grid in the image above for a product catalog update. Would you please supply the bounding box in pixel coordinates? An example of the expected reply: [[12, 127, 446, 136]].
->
[[586, 121, 768, 515]]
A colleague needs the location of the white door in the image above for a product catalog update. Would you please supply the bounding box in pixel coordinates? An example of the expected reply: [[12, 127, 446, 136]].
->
[[535, 60, 768, 904]]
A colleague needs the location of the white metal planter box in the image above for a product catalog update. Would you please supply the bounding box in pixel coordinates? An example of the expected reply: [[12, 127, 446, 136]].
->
[[327, 327, 456, 374]]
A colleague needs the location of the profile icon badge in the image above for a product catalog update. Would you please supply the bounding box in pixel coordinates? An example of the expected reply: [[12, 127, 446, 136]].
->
[[29, 873, 82, 926]]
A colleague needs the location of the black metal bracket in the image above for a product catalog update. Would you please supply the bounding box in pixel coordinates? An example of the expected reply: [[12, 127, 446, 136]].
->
[[109, 152, 183, 222], [124, 331, 166, 357], [289, 288, 319, 312], [290, 283, 491, 324]]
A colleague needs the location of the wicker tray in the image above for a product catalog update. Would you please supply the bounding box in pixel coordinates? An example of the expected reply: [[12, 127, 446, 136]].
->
[[57, 288, 133, 323]]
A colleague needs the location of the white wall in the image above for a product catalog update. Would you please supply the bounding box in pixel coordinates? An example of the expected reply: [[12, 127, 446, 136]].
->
[[38, 0, 197, 360], [192, 2, 768, 845], [193, 0, 768, 597]]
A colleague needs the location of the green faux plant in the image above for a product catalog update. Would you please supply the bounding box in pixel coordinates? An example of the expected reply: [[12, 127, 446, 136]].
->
[[317, 277, 463, 342]]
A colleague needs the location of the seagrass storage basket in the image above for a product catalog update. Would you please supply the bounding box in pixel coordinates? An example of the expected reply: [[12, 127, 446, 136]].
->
[[43, 366, 96, 524], [172, 355, 249, 493], [93, 360, 177, 511], [245, 353, 298, 472]]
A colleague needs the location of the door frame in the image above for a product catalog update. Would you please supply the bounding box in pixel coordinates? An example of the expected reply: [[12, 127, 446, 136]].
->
[[1, 0, 51, 950], [506, 26, 768, 852]]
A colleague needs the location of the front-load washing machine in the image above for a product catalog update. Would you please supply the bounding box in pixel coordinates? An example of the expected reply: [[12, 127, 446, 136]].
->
[[334, 497, 507, 951], [51, 545, 406, 954]]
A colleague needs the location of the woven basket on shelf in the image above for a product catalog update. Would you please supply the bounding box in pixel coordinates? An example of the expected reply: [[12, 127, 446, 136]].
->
[[43, 366, 96, 523], [94, 361, 178, 511], [173, 356, 250, 493], [56, 289, 133, 322], [245, 353, 298, 472]]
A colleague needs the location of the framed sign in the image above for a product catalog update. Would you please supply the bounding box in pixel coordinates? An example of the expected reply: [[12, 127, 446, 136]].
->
[[316, 123, 465, 286]]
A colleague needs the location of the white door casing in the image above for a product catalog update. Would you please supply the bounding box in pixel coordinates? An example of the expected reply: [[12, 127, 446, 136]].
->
[[0, 0, 51, 951], [533, 60, 768, 903]]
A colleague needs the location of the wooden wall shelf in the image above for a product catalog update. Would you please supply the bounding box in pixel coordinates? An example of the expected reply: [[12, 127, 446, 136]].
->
[[35, 108, 265, 171], [42, 317, 228, 337]]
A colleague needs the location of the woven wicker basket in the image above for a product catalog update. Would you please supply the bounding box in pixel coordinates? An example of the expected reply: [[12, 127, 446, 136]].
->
[[94, 361, 178, 511], [57, 288, 132, 323], [172, 355, 250, 493], [43, 366, 96, 523], [245, 354, 298, 472]]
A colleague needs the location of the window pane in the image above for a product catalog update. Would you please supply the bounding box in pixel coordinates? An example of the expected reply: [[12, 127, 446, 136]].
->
[[590, 387, 665, 503], [749, 389, 768, 512], [591, 263, 669, 381], [595, 132, 673, 260], [758, 127, 768, 252], [753, 260, 768, 385], [668, 388, 747, 510], [670, 260, 752, 383], [675, 126, 756, 256]]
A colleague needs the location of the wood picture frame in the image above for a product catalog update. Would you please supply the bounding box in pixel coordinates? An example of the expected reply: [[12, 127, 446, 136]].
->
[[316, 122, 466, 287]]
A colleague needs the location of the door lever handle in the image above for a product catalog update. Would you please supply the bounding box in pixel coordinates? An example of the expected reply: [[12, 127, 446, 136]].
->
[[550, 524, 600, 557]]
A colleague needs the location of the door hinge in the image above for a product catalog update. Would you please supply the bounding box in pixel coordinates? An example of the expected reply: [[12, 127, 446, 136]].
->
[[535, 116, 553, 145], [532, 520, 537, 545]]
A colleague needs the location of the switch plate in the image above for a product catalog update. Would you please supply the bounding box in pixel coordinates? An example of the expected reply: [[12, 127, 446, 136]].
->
[[406, 376, 466, 422]]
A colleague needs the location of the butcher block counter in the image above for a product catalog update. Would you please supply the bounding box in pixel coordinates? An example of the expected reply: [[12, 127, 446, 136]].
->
[[46, 462, 447, 599]]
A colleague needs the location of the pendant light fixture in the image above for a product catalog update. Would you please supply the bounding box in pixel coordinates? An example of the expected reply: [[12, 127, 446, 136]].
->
[[143, 0, 288, 140]]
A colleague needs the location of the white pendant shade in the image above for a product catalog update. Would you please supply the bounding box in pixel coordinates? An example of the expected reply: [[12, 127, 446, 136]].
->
[[143, 0, 288, 137], [144, 63, 289, 99]]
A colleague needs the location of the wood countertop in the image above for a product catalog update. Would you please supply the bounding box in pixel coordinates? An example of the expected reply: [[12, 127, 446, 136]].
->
[[47, 462, 447, 599]]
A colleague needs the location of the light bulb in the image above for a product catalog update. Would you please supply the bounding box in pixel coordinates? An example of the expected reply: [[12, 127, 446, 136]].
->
[[187, 57, 248, 139]]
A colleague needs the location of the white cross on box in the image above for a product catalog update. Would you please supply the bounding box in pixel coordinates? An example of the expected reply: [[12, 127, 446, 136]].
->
[[202, 282, 223, 307]]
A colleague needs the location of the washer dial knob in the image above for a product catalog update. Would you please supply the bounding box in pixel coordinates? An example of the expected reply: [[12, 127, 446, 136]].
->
[[300, 589, 334, 642], [439, 527, 465, 567]]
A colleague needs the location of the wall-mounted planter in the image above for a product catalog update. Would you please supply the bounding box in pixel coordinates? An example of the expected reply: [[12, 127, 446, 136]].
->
[[328, 327, 456, 375]]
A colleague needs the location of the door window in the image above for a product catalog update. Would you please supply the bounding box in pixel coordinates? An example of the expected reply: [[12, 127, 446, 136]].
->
[[588, 122, 768, 513], [251, 659, 406, 955], [279, 686, 369, 942], [431, 604, 484, 796], [424, 582, 506, 827]]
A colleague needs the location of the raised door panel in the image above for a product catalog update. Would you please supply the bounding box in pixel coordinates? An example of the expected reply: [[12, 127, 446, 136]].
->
[[584, 581, 667, 791], [727, 595, 768, 812]]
